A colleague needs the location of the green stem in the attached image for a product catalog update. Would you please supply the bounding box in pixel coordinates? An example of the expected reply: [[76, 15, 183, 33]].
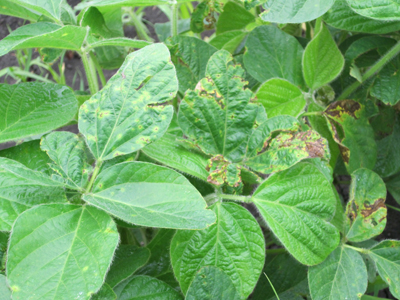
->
[[128, 9, 153, 42], [300, 111, 322, 118], [80, 51, 99, 94], [387, 204, 400, 213], [86, 161, 103, 193], [338, 40, 400, 100], [89, 52, 106, 87], [265, 248, 286, 255], [219, 194, 253, 203], [344, 244, 370, 254], [171, 1, 179, 37]]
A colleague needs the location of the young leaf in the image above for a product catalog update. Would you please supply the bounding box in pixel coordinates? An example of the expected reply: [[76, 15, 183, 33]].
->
[[0, 157, 67, 231], [0, 274, 11, 300], [91, 283, 116, 300], [170, 202, 265, 298], [114, 276, 182, 299], [82, 162, 216, 229], [369, 240, 400, 299], [0, 83, 78, 143], [0, 23, 87, 57], [303, 24, 344, 91], [244, 26, 304, 87], [41, 132, 92, 191], [216, 1, 255, 35], [252, 162, 340, 265], [13, 0, 63, 21], [186, 266, 241, 300], [346, 0, 400, 21], [255, 78, 306, 118], [308, 245, 368, 300], [7, 204, 119, 300], [105, 245, 150, 288], [260, 0, 335, 24], [323, 0, 400, 34], [0, 0, 40, 21], [79, 43, 177, 161], [345, 168, 387, 242]]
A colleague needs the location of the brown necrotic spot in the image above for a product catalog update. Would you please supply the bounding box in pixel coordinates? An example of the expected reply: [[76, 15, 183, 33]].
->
[[361, 198, 386, 218]]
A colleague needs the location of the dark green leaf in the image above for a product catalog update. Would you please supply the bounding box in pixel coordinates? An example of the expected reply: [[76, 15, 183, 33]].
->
[[371, 57, 400, 106], [155, 19, 190, 42], [91, 283, 116, 300], [209, 30, 247, 53], [0, 274, 11, 300], [347, 0, 400, 21], [386, 173, 400, 205], [7, 204, 119, 300], [0, 0, 40, 21], [216, 1, 254, 34], [76, 0, 192, 10]]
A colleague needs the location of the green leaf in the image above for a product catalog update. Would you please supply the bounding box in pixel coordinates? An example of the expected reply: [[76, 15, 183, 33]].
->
[[186, 266, 241, 300], [114, 276, 183, 300], [216, 1, 254, 34], [0, 140, 53, 176], [79, 43, 177, 161], [0, 274, 11, 300], [41, 132, 92, 191], [0, 23, 87, 57], [82, 162, 216, 229], [14, 0, 63, 21], [105, 245, 150, 288], [0, 157, 67, 231], [91, 283, 116, 300], [255, 78, 306, 118], [324, 100, 377, 173], [303, 24, 344, 91], [345, 168, 387, 242], [371, 57, 400, 106], [369, 240, 400, 299], [260, 0, 335, 23], [142, 133, 209, 181], [323, 0, 400, 34], [252, 162, 340, 265], [171, 202, 265, 298], [76, 0, 192, 10], [386, 173, 400, 205], [0, 0, 40, 21], [0, 82, 78, 143], [168, 36, 218, 94], [209, 30, 247, 53], [244, 25, 304, 87], [155, 19, 190, 42], [190, 0, 219, 33], [7, 204, 119, 300], [252, 253, 308, 300], [308, 245, 368, 300], [87, 38, 151, 50], [346, 0, 400, 21]]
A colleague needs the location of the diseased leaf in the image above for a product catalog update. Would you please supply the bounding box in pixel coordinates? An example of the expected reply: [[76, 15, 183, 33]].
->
[[260, 0, 335, 24], [303, 24, 344, 91], [345, 168, 387, 242], [91, 283, 116, 300], [186, 266, 241, 300], [0, 274, 11, 300], [113, 276, 183, 300], [79, 43, 177, 161], [0, 83, 78, 143], [41, 132, 92, 191], [252, 162, 340, 265], [7, 204, 119, 300], [244, 26, 304, 87], [13, 0, 63, 21], [216, 1, 254, 34], [0, 0, 40, 21], [190, 0, 220, 33], [308, 245, 368, 300], [82, 162, 216, 229], [346, 0, 400, 21], [323, 0, 400, 34], [170, 202, 265, 298], [0, 23, 87, 57], [255, 78, 306, 118], [369, 240, 400, 299], [0, 157, 67, 231], [105, 245, 150, 288]]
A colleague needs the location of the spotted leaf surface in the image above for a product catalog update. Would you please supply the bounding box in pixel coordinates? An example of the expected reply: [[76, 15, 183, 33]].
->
[[170, 202, 265, 298], [252, 162, 340, 265], [41, 132, 92, 191], [82, 162, 216, 229], [345, 168, 387, 242], [0, 157, 67, 231], [7, 204, 119, 300], [79, 43, 177, 161]]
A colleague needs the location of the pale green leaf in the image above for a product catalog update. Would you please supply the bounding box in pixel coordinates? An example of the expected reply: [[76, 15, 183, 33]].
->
[[113, 276, 183, 300], [0, 157, 67, 231], [244, 25, 304, 87], [0, 274, 11, 300], [303, 24, 344, 91], [260, 0, 335, 23], [345, 168, 387, 242], [82, 162, 216, 229], [216, 1, 254, 34], [0, 82, 78, 143], [0, 23, 87, 56], [309, 245, 368, 300], [14, 0, 63, 21], [256, 78, 306, 118], [252, 162, 340, 265], [0, 0, 40, 21], [346, 0, 400, 21], [170, 202, 265, 298], [90, 283, 116, 300], [105, 245, 150, 288], [79, 43, 177, 161], [7, 204, 119, 300], [186, 266, 241, 300]]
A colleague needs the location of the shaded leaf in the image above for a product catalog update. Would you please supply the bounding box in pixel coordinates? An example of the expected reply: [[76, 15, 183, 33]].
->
[[91, 283, 116, 300], [82, 162, 216, 229], [386, 173, 400, 205], [371, 56, 400, 106], [7, 204, 119, 300], [252, 162, 340, 265], [347, 0, 400, 21]]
